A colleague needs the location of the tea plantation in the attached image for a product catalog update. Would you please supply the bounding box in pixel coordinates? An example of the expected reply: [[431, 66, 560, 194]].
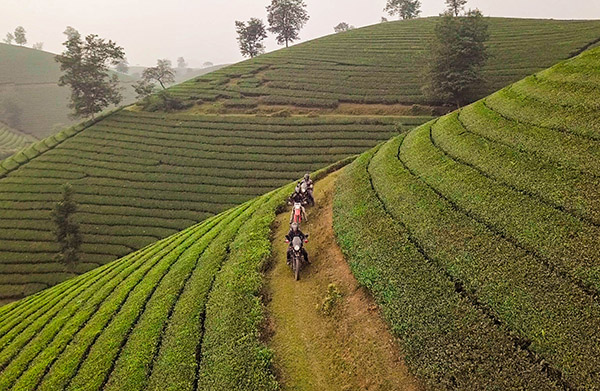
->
[[169, 18, 600, 109], [333, 46, 600, 389], [0, 161, 345, 391], [0, 111, 418, 301]]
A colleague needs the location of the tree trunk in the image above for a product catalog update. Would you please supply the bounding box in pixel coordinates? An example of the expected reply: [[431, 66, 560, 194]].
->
[[159, 80, 166, 89]]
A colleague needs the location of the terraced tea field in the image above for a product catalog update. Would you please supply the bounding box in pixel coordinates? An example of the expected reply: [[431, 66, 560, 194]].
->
[[169, 18, 600, 109], [0, 123, 33, 160], [333, 46, 600, 389], [0, 112, 421, 301], [0, 161, 348, 391]]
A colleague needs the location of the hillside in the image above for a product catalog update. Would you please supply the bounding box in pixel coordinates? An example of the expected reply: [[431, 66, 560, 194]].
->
[[0, 43, 138, 139], [0, 17, 598, 302], [1, 45, 600, 389], [128, 65, 227, 84], [168, 17, 600, 112], [0, 112, 420, 301], [334, 46, 600, 389]]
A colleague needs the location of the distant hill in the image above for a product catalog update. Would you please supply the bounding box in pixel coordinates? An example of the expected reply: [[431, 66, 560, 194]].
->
[[0, 17, 599, 302], [169, 17, 600, 111], [0, 44, 138, 139]]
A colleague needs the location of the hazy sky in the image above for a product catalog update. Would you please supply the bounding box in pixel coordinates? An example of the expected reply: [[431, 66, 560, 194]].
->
[[2, 0, 600, 67]]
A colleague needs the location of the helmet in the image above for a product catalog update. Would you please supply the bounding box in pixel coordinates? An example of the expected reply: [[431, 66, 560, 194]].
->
[[304, 173, 310, 181], [291, 222, 299, 231]]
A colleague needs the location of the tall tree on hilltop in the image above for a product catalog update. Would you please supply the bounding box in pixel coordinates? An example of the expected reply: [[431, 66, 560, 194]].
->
[[384, 0, 422, 20], [267, 0, 309, 48], [51, 183, 82, 265], [3, 33, 14, 45], [132, 59, 175, 99], [446, 0, 468, 16], [334, 22, 355, 33], [422, 9, 489, 108], [55, 27, 125, 119], [177, 56, 187, 69], [32, 42, 44, 50], [235, 18, 268, 58], [14, 26, 27, 46]]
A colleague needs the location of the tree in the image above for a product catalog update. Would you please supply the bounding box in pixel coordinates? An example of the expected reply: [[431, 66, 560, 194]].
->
[[203, 61, 214, 67], [55, 27, 125, 119], [177, 56, 187, 69], [384, 0, 421, 20], [64, 26, 79, 40], [32, 42, 44, 50], [266, 0, 309, 48], [422, 9, 489, 107], [334, 22, 355, 33], [446, 0, 468, 16], [3, 33, 14, 45], [235, 18, 267, 58], [115, 58, 129, 74], [132, 79, 155, 99], [381, 17, 389, 23], [141, 59, 175, 89], [51, 183, 82, 265], [14, 26, 26, 46]]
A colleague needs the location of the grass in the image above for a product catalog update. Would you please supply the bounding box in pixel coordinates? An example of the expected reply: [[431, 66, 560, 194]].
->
[[332, 46, 600, 389], [169, 18, 600, 110], [0, 161, 344, 390]]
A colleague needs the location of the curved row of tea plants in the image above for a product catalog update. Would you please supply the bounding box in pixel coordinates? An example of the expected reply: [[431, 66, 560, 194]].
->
[[169, 18, 600, 108], [0, 161, 346, 391], [333, 47, 600, 389], [0, 123, 33, 160]]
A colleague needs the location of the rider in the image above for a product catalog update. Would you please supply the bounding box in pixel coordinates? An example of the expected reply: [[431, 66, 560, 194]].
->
[[299, 173, 314, 205], [285, 222, 309, 265]]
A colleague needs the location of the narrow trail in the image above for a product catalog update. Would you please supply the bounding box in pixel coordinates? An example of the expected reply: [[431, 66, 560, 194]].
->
[[266, 171, 421, 391]]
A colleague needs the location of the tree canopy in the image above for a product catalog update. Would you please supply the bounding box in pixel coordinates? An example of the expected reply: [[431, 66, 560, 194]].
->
[[334, 22, 355, 33], [422, 9, 489, 107], [384, 0, 422, 20], [267, 0, 309, 48], [445, 0, 468, 17], [14, 26, 26, 46], [235, 18, 268, 58], [55, 27, 125, 119]]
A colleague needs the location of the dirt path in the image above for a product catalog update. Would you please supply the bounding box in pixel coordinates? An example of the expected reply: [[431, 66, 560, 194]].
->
[[266, 171, 421, 391]]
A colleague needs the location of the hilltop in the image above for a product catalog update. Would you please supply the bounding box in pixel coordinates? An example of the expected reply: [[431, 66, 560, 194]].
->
[[0, 17, 599, 302], [169, 17, 600, 113]]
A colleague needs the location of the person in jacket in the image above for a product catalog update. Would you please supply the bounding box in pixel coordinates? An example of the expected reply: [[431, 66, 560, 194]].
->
[[285, 222, 309, 265]]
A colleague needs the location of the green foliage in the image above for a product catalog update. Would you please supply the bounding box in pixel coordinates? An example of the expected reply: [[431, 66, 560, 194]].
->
[[445, 0, 468, 16], [51, 183, 82, 265], [422, 10, 489, 107], [235, 18, 268, 58], [266, 0, 309, 48], [384, 0, 421, 20], [333, 22, 354, 33], [55, 28, 125, 119], [13, 27, 26, 46], [140, 90, 191, 112], [317, 283, 342, 315]]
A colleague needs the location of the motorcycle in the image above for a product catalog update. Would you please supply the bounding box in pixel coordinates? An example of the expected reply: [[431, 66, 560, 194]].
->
[[299, 182, 315, 207], [292, 202, 304, 224], [286, 234, 309, 281]]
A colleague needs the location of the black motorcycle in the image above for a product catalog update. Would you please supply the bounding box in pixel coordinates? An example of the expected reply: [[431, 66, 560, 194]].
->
[[287, 234, 309, 281]]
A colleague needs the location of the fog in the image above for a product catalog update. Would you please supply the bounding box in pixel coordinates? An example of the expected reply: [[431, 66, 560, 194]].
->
[[1, 0, 599, 67]]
